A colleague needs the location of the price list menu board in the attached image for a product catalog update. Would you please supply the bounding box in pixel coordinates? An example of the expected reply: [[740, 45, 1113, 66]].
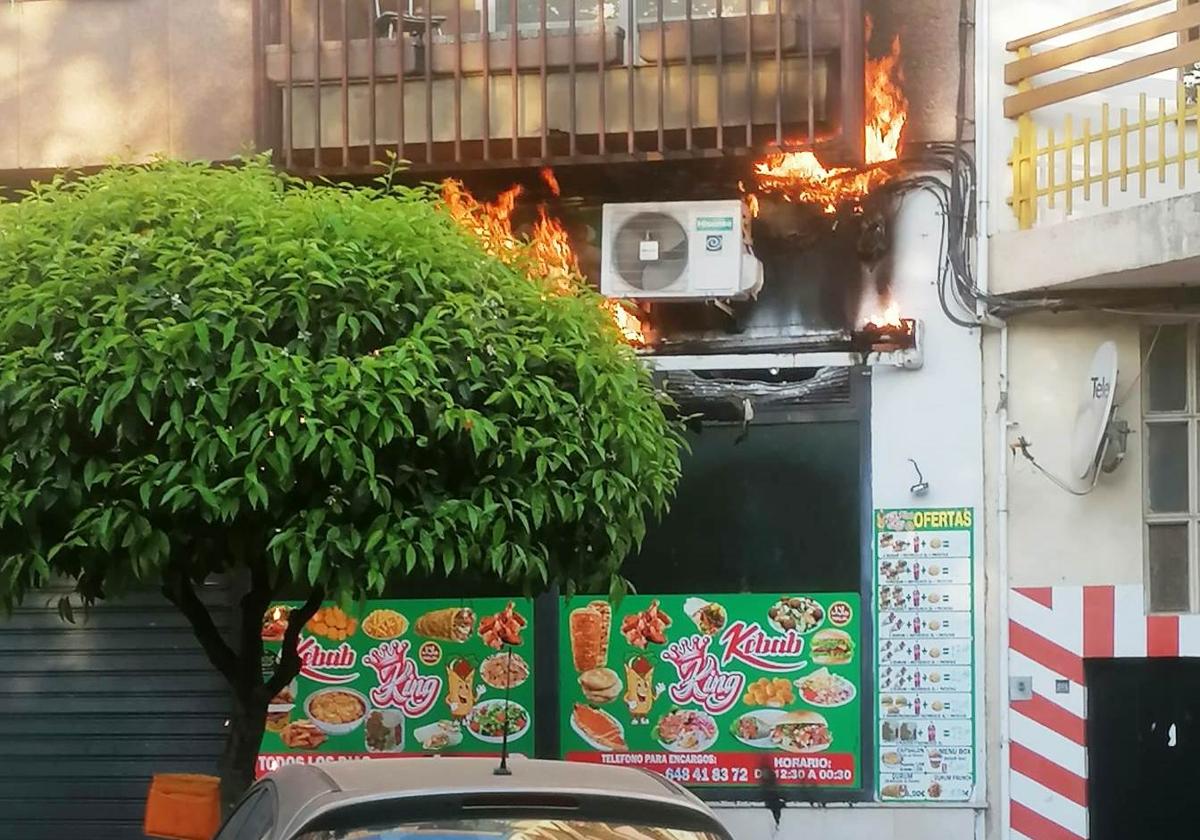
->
[[874, 508, 976, 803]]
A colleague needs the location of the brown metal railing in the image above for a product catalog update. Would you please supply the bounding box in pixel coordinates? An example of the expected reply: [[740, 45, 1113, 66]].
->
[[256, 0, 863, 175]]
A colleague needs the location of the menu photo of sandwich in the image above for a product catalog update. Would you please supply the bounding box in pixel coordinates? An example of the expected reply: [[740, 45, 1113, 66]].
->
[[569, 601, 612, 672], [810, 628, 855, 665], [770, 711, 833, 753], [414, 606, 475, 643]]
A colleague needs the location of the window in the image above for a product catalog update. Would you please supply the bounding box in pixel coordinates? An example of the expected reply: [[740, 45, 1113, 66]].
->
[[1142, 324, 1200, 612], [627, 420, 862, 594], [214, 785, 276, 840]]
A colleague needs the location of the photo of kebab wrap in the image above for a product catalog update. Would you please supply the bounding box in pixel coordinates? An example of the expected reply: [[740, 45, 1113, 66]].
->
[[770, 710, 833, 753], [568, 601, 612, 672], [810, 628, 855, 665], [414, 607, 475, 643]]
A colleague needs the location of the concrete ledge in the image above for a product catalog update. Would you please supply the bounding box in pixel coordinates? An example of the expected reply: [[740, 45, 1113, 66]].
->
[[991, 191, 1200, 294]]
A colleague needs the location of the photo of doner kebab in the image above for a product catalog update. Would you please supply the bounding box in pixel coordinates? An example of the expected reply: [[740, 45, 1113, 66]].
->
[[414, 606, 475, 642], [569, 601, 612, 672]]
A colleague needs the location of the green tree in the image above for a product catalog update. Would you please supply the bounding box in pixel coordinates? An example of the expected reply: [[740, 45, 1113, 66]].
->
[[0, 160, 681, 806]]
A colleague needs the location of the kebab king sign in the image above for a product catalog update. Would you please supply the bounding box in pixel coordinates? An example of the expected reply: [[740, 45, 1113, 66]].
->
[[297, 637, 359, 685], [560, 593, 863, 791], [662, 623, 811, 715], [363, 640, 441, 716]]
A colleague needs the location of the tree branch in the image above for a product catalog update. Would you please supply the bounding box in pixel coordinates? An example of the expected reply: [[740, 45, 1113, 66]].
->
[[236, 553, 274, 695], [263, 586, 324, 699], [163, 569, 239, 686]]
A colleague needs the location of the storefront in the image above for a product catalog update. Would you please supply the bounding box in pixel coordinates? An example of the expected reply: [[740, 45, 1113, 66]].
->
[[259, 377, 876, 802], [257, 192, 987, 838]]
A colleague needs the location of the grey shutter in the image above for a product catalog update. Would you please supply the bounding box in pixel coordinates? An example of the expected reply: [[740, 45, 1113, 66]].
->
[[0, 580, 234, 840]]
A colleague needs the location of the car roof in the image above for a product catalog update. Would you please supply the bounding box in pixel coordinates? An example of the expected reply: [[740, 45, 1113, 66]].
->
[[265, 758, 721, 839]]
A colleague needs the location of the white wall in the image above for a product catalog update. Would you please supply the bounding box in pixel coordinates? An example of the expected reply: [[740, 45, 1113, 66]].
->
[[1004, 312, 1143, 586], [715, 803, 978, 838], [980, 310, 1144, 840]]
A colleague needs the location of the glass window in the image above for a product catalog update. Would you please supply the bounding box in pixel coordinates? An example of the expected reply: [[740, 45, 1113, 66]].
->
[[1144, 325, 1188, 412], [214, 787, 275, 840], [1143, 325, 1200, 612], [625, 420, 861, 594], [1147, 422, 1189, 512], [1148, 524, 1190, 613]]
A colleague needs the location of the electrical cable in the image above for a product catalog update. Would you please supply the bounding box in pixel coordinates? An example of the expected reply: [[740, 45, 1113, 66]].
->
[[1013, 435, 1107, 497]]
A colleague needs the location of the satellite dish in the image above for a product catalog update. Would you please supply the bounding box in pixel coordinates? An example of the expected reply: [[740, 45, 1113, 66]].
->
[[1070, 341, 1119, 479]]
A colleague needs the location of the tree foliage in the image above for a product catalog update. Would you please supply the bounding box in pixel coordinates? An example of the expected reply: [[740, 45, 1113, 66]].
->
[[0, 159, 681, 611], [0, 159, 682, 801]]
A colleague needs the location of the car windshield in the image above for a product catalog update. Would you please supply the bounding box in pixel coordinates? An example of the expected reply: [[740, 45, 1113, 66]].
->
[[299, 818, 724, 840]]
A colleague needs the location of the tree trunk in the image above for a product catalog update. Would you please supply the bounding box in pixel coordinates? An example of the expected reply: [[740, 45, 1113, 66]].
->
[[219, 696, 268, 813], [163, 562, 323, 814]]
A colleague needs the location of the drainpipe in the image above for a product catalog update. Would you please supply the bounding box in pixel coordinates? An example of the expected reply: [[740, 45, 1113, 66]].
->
[[972, 3, 1011, 840], [997, 323, 1011, 840]]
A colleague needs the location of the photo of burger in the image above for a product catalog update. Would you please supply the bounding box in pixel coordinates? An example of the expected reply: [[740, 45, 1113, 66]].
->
[[810, 628, 855, 665], [770, 710, 832, 753]]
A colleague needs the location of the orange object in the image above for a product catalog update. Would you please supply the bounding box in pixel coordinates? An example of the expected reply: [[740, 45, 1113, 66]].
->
[[144, 773, 222, 840]]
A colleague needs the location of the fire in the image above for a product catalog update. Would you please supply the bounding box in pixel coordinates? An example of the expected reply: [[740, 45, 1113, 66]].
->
[[744, 191, 760, 219], [865, 34, 908, 165], [529, 206, 579, 297], [440, 177, 648, 346], [440, 179, 524, 260], [864, 302, 902, 329], [540, 167, 561, 197], [749, 19, 907, 212], [604, 300, 650, 346], [752, 152, 887, 214]]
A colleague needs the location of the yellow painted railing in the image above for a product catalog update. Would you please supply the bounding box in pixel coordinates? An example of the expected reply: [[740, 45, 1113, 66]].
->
[[1009, 82, 1200, 228], [1006, 0, 1200, 229]]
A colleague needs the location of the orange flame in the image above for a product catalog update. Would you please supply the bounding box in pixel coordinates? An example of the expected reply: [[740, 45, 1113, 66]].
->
[[865, 34, 907, 165], [540, 167, 561, 197], [440, 177, 648, 346], [750, 20, 907, 212], [752, 152, 888, 214], [529, 206, 579, 297], [440, 179, 525, 260], [863, 302, 903, 329], [603, 299, 650, 346]]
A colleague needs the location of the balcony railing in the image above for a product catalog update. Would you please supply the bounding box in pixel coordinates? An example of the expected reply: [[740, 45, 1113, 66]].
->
[[1006, 0, 1200, 229], [255, 0, 863, 175]]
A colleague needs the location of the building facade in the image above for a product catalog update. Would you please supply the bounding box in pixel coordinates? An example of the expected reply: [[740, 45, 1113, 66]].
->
[[984, 2, 1200, 840], [17, 0, 1162, 838]]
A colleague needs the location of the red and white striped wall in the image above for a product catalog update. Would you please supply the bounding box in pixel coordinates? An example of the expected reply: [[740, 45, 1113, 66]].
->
[[1007, 584, 1200, 840]]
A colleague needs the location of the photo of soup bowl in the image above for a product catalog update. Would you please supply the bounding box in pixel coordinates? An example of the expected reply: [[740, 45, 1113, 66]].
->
[[304, 687, 369, 736]]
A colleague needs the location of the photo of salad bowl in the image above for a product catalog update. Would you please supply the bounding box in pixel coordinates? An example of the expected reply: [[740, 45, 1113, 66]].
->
[[466, 699, 530, 744]]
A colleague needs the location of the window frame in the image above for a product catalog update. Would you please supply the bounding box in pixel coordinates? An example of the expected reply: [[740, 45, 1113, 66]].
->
[[1141, 323, 1200, 614]]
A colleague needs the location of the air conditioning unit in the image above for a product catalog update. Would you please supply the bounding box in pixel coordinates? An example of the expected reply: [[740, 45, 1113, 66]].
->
[[600, 200, 763, 300]]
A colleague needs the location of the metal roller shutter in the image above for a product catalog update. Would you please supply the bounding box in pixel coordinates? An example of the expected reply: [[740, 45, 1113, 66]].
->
[[0, 580, 233, 840]]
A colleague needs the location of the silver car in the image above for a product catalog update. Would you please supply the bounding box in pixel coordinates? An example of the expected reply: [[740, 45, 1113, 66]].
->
[[215, 757, 735, 840]]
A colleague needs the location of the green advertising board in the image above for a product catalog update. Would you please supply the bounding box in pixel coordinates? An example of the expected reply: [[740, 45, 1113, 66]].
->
[[559, 593, 862, 789], [257, 597, 534, 777]]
